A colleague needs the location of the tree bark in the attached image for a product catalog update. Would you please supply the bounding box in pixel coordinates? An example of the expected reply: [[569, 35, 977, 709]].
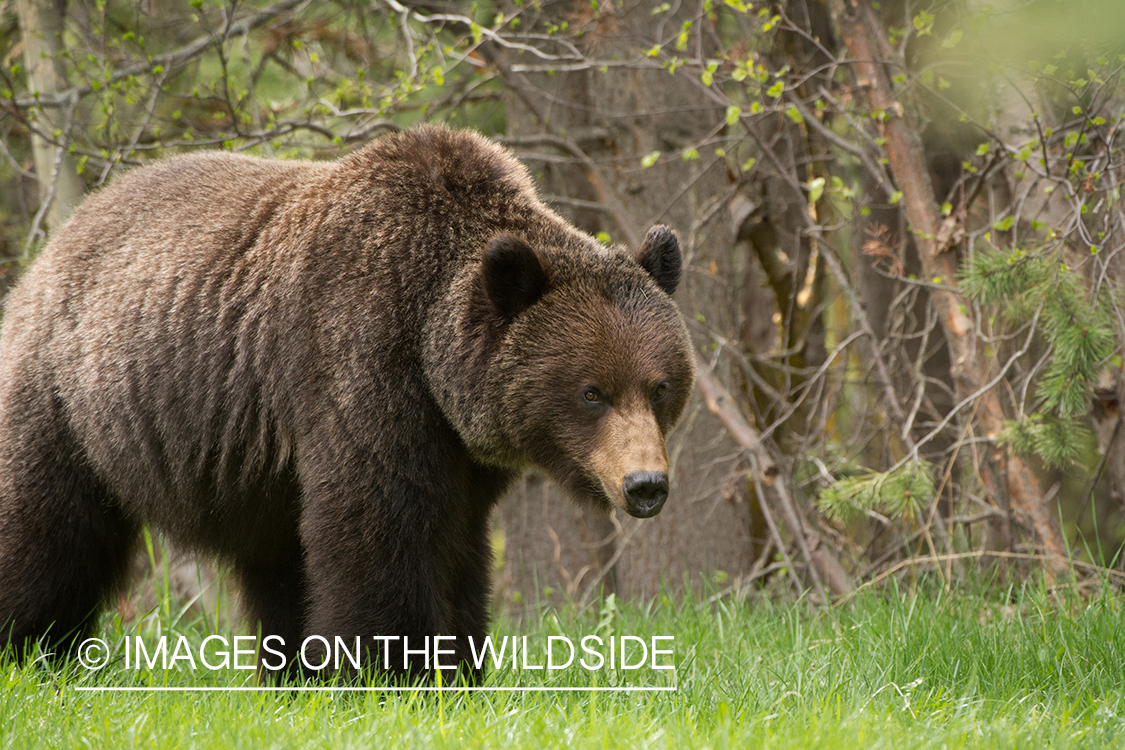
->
[[16, 0, 84, 235]]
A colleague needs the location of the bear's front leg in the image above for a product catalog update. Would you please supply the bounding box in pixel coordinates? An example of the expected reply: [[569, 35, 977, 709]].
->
[[299, 488, 447, 682], [296, 434, 507, 683], [441, 492, 501, 686]]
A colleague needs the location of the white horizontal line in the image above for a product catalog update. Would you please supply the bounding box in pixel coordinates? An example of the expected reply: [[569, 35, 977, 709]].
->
[[73, 685, 676, 693]]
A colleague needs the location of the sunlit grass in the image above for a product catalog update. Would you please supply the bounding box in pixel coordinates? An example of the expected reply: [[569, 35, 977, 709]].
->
[[4, 576, 1125, 748]]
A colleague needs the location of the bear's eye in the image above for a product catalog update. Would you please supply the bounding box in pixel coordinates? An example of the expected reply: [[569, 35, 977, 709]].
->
[[652, 383, 668, 402], [583, 388, 601, 404]]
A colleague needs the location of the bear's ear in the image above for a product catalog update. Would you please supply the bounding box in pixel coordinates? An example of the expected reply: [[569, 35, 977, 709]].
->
[[483, 235, 549, 319], [635, 225, 681, 296]]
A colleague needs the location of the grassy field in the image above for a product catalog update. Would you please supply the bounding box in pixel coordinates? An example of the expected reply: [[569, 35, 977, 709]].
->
[[4, 576, 1125, 749]]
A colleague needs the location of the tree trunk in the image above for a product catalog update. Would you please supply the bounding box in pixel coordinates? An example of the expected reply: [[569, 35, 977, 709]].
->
[[830, 0, 1067, 572], [16, 0, 84, 237]]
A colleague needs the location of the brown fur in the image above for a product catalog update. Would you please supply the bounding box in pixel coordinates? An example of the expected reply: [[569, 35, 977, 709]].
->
[[0, 126, 693, 680]]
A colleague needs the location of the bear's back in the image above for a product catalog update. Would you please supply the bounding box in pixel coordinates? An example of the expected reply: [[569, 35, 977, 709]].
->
[[43, 152, 323, 271]]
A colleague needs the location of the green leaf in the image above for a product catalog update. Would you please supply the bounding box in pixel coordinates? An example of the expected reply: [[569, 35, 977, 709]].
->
[[701, 62, 718, 86], [913, 10, 935, 36], [941, 29, 963, 48], [641, 151, 661, 168], [889, 191, 903, 205], [681, 148, 699, 161], [976, 143, 990, 156], [766, 81, 784, 98], [806, 177, 825, 204], [725, 105, 742, 125]]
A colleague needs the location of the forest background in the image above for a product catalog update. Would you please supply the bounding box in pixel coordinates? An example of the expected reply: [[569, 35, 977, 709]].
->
[[4, 0, 1125, 613]]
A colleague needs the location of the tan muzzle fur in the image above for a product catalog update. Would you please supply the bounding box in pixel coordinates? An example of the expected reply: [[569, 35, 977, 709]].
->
[[589, 402, 670, 517]]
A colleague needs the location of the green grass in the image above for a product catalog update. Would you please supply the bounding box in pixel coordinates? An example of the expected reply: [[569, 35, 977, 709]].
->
[[5, 577, 1125, 748]]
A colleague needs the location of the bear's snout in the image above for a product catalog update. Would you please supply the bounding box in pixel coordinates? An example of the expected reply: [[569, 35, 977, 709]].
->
[[587, 403, 671, 516], [622, 470, 669, 518]]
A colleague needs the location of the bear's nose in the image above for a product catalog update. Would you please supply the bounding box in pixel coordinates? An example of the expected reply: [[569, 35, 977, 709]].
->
[[622, 471, 669, 518]]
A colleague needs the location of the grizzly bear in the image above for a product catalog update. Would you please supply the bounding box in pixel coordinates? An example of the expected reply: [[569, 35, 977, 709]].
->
[[0, 125, 694, 680]]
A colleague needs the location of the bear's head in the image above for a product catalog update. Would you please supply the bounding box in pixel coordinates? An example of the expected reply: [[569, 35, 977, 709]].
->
[[478, 225, 694, 519]]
